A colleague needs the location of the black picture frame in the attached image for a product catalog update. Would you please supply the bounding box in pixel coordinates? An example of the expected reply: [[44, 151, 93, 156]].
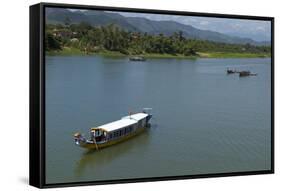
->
[[30, 2, 274, 188]]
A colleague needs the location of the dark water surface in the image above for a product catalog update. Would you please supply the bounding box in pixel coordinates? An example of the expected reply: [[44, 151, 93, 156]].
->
[[45, 56, 271, 184]]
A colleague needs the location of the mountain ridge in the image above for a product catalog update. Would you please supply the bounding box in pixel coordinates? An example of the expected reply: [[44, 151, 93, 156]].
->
[[46, 8, 270, 46]]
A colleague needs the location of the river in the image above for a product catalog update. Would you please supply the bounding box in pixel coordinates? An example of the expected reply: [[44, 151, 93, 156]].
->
[[45, 56, 271, 184]]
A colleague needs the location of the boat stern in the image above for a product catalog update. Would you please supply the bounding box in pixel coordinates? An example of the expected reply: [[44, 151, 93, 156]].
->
[[142, 108, 153, 124], [147, 114, 152, 122]]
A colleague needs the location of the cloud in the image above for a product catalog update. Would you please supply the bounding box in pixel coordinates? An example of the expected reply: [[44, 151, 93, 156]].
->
[[199, 21, 209, 26], [256, 26, 266, 31]]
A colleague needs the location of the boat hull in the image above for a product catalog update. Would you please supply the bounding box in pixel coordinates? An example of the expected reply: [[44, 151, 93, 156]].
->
[[77, 126, 148, 150]]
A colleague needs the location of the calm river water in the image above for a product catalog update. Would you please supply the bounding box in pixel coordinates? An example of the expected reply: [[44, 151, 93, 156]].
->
[[45, 56, 271, 184]]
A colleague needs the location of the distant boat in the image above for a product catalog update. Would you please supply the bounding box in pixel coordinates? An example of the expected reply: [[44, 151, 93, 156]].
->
[[226, 68, 257, 77], [238, 71, 257, 77], [74, 109, 152, 150], [227, 69, 237, 74], [239, 71, 251, 77], [129, 56, 146, 61]]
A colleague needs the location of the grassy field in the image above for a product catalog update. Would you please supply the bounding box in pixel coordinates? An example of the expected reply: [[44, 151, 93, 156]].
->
[[197, 52, 270, 58], [47, 47, 127, 57], [46, 47, 271, 59]]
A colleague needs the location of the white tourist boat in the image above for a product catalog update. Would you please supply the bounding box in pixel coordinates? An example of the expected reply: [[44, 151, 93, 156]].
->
[[74, 109, 152, 150]]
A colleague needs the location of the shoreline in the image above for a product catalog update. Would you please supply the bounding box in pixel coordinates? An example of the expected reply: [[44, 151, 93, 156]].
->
[[46, 48, 271, 59]]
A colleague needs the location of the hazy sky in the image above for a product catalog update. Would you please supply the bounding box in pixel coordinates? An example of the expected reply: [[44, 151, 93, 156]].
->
[[117, 12, 271, 42]]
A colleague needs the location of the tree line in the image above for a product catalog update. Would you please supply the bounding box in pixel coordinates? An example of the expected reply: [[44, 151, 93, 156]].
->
[[45, 22, 271, 56]]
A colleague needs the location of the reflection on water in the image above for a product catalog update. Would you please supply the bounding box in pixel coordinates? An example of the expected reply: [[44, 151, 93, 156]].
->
[[75, 130, 151, 177]]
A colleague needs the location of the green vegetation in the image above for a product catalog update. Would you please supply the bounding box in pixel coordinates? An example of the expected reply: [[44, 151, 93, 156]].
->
[[197, 52, 270, 58], [45, 23, 271, 58]]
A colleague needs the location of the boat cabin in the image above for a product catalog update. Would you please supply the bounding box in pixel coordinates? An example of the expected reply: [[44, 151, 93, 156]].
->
[[90, 113, 149, 143]]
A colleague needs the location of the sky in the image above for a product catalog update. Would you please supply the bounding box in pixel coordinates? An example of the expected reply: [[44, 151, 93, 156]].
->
[[117, 12, 271, 42]]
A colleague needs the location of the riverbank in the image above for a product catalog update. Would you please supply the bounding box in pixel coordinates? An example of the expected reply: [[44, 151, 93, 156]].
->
[[46, 47, 271, 59], [197, 52, 270, 58]]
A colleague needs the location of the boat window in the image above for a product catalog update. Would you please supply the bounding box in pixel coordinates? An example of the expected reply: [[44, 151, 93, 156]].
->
[[96, 130, 99, 136], [113, 131, 118, 137]]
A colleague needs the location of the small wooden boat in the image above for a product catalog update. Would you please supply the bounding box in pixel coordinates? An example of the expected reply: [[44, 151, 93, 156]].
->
[[74, 109, 152, 150], [238, 71, 257, 77], [129, 56, 146, 61], [239, 71, 250, 77], [227, 69, 236, 74]]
